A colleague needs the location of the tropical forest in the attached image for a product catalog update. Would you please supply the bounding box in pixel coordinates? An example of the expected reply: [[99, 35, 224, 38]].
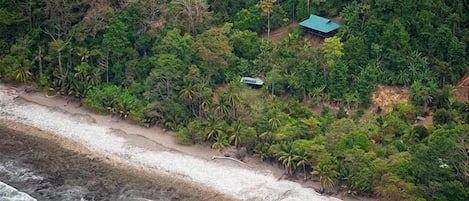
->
[[1, 0, 468, 200]]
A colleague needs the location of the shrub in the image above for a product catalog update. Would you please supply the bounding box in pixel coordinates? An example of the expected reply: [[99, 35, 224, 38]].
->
[[433, 109, 453, 126], [82, 87, 108, 114], [176, 127, 194, 145], [336, 106, 348, 119], [413, 125, 429, 140]]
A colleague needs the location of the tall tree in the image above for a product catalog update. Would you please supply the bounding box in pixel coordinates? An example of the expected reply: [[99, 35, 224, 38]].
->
[[194, 25, 235, 82], [102, 14, 130, 83], [153, 28, 195, 64], [321, 36, 344, 74], [170, 0, 210, 34], [256, 0, 277, 39], [274, 142, 296, 175], [311, 156, 339, 194]]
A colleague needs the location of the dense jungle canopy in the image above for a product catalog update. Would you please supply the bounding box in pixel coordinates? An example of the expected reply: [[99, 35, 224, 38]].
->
[[1, 1, 468, 200]]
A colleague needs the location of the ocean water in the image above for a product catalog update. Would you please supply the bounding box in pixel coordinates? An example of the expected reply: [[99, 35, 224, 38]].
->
[[0, 157, 86, 201], [0, 181, 36, 201], [0, 84, 341, 201], [0, 153, 39, 201]]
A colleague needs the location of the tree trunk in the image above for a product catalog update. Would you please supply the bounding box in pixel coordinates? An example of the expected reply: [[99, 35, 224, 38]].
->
[[38, 49, 43, 76], [303, 164, 307, 180], [212, 156, 252, 167], [57, 49, 63, 79], [267, 12, 271, 39], [28, 0, 32, 30], [105, 52, 109, 83]]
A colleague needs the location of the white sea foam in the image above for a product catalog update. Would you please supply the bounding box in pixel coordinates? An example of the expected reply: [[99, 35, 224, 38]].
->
[[0, 85, 341, 201], [0, 160, 44, 183], [0, 181, 36, 201]]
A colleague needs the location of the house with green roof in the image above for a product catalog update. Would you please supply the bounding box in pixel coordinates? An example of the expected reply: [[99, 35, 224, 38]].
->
[[299, 14, 341, 38]]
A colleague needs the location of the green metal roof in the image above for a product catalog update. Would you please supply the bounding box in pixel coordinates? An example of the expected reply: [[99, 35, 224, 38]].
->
[[299, 15, 341, 33]]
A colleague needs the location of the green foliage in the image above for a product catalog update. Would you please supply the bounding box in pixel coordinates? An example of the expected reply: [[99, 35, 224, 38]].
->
[[311, 156, 339, 194], [231, 30, 261, 60], [327, 61, 349, 102], [411, 125, 429, 141], [82, 85, 147, 124], [339, 148, 376, 195], [212, 132, 230, 152], [195, 26, 235, 82], [336, 107, 348, 119], [233, 8, 261, 32], [411, 125, 469, 200], [325, 118, 356, 152], [176, 127, 195, 145], [410, 80, 437, 108], [0, 8, 25, 25], [335, 131, 371, 156], [103, 15, 130, 57], [153, 28, 195, 64], [433, 109, 455, 126], [321, 36, 344, 70], [3, 1, 469, 199]]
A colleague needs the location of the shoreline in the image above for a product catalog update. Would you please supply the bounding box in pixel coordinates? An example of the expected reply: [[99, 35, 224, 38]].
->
[[0, 119, 238, 201], [0, 84, 366, 201]]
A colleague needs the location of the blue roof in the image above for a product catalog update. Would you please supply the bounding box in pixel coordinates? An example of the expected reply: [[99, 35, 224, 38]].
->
[[240, 77, 264, 85], [299, 15, 341, 33]]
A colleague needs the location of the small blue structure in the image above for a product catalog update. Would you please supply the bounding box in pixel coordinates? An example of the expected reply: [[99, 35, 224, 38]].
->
[[299, 15, 341, 38], [240, 77, 264, 88]]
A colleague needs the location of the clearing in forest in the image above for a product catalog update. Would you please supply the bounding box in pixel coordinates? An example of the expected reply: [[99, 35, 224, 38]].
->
[[454, 75, 469, 102], [371, 85, 410, 111], [261, 22, 323, 47]]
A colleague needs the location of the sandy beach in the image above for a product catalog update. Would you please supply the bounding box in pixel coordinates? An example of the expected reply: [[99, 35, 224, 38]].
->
[[0, 84, 362, 201]]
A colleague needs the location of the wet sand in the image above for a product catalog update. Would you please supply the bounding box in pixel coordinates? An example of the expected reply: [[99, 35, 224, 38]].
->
[[0, 119, 238, 201]]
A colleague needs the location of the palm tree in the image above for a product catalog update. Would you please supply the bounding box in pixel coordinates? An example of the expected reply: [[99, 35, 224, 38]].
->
[[294, 150, 310, 180], [203, 115, 226, 141], [310, 85, 326, 102], [275, 143, 296, 175], [410, 80, 433, 109], [195, 80, 213, 118], [345, 92, 359, 109], [180, 80, 198, 115], [257, 0, 277, 39], [229, 120, 244, 150], [15, 62, 32, 83], [268, 110, 282, 130], [212, 133, 230, 152], [311, 159, 339, 194], [220, 82, 242, 121], [213, 96, 230, 119], [254, 142, 271, 161]]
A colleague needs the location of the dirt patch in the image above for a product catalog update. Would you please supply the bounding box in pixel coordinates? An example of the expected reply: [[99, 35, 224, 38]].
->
[[372, 85, 410, 111], [454, 75, 469, 102], [0, 119, 238, 201], [261, 22, 299, 43]]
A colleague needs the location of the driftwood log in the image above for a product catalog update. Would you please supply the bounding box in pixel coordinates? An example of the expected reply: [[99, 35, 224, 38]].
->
[[211, 156, 252, 168]]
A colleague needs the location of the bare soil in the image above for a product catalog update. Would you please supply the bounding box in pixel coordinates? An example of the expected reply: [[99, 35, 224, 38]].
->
[[262, 22, 324, 47], [261, 22, 299, 43], [455, 74, 469, 102], [371, 85, 410, 111]]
